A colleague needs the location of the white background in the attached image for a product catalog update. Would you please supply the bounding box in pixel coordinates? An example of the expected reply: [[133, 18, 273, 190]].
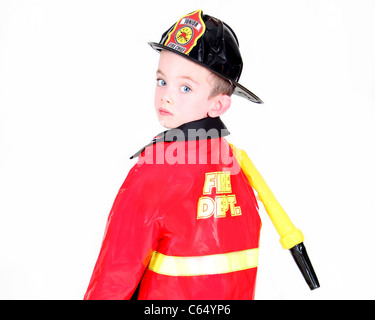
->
[[1, 0, 374, 300]]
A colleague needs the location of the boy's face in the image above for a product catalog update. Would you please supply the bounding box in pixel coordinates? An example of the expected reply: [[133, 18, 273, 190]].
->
[[154, 50, 216, 129]]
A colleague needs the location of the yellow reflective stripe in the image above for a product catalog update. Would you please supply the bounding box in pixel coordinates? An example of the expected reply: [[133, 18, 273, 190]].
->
[[148, 248, 258, 276]]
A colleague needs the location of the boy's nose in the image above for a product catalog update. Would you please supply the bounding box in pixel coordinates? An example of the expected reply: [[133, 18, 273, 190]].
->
[[161, 95, 174, 105]]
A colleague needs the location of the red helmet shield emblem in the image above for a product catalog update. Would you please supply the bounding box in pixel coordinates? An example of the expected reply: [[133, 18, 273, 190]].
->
[[164, 10, 206, 55]]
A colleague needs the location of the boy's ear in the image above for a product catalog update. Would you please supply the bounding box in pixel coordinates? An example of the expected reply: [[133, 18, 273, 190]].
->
[[207, 94, 232, 118]]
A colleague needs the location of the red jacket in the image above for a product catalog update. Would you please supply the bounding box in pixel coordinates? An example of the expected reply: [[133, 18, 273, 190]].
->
[[84, 118, 261, 300]]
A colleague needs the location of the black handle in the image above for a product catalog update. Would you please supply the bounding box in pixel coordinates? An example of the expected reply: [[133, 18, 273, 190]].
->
[[289, 242, 320, 290]]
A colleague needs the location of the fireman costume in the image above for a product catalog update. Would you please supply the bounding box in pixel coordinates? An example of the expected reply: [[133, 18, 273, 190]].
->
[[85, 117, 261, 299], [84, 10, 319, 300]]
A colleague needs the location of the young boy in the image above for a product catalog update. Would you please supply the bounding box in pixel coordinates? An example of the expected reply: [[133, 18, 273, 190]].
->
[[84, 9, 316, 300]]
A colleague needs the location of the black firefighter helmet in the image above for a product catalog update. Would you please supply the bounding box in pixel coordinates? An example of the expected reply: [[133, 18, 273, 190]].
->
[[149, 9, 263, 104]]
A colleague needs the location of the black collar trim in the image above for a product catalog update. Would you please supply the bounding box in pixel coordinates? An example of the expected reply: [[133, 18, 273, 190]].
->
[[130, 117, 230, 159]]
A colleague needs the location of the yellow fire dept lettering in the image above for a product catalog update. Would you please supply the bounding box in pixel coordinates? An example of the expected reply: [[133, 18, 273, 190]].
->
[[203, 172, 232, 194], [197, 196, 215, 219], [227, 194, 242, 216], [197, 171, 242, 219]]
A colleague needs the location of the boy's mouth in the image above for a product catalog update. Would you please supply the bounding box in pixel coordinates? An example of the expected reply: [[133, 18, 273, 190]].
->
[[158, 108, 173, 116]]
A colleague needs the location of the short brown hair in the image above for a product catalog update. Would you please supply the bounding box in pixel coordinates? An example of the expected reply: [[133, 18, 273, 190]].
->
[[207, 72, 235, 99]]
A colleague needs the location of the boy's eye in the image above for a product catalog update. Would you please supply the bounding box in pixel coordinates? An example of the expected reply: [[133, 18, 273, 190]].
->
[[157, 79, 167, 87], [180, 85, 192, 93]]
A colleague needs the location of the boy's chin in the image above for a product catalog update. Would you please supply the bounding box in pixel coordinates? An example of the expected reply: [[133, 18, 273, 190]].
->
[[158, 116, 210, 129], [157, 116, 183, 129], [158, 119, 175, 129]]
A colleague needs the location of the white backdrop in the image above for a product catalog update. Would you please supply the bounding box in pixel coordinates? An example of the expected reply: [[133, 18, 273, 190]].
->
[[1, 0, 374, 300]]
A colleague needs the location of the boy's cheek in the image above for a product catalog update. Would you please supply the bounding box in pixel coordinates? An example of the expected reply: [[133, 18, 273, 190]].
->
[[154, 94, 160, 107]]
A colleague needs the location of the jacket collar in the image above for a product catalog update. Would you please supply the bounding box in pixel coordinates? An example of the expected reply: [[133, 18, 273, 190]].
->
[[130, 117, 230, 159]]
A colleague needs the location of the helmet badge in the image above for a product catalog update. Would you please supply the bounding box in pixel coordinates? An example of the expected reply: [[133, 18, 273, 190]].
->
[[164, 9, 206, 55]]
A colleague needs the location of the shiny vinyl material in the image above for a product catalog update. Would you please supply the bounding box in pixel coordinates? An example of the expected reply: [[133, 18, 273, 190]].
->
[[84, 116, 319, 298], [84, 137, 261, 300], [149, 9, 263, 104]]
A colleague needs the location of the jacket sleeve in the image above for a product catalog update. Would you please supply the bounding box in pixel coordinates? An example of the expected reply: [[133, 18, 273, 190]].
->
[[84, 165, 162, 300]]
